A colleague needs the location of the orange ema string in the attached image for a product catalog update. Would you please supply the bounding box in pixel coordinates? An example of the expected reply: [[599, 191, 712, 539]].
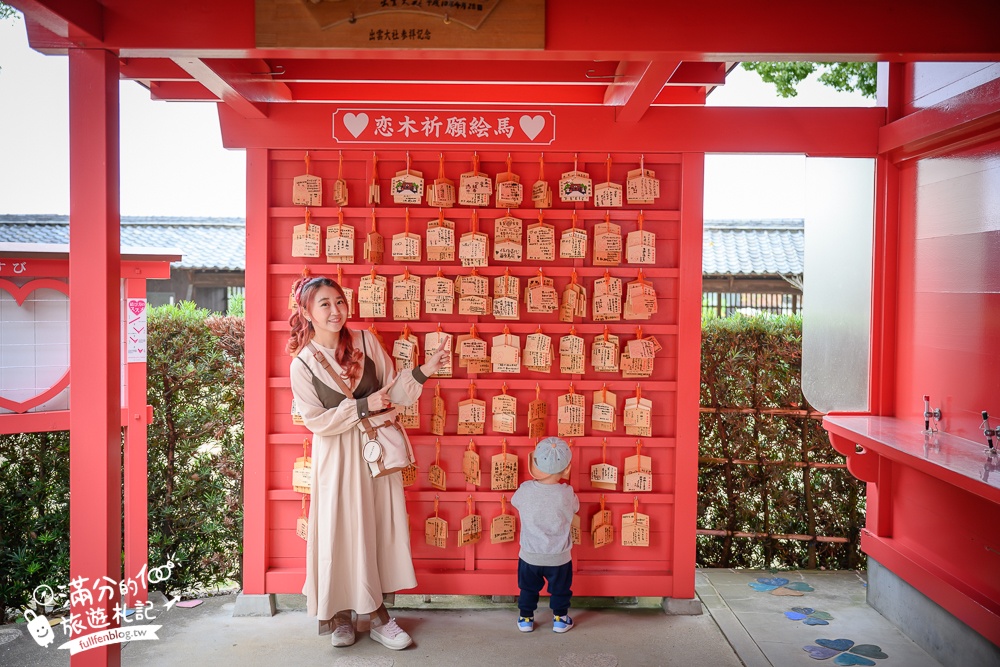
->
[[538, 153, 545, 181], [602, 438, 607, 463], [467, 495, 474, 515], [636, 439, 643, 456], [304, 151, 311, 175], [535, 384, 541, 401], [469, 381, 476, 400], [501, 494, 507, 515], [468, 438, 476, 452], [501, 438, 508, 455], [434, 494, 440, 517], [605, 154, 612, 183], [600, 494, 606, 512]]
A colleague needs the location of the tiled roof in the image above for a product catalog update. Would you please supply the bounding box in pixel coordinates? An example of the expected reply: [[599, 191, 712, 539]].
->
[[0, 215, 802, 276], [0, 215, 245, 271], [703, 219, 803, 276]]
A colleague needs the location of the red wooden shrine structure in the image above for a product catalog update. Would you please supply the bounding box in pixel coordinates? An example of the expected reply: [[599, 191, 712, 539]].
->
[[9, 1, 1000, 665]]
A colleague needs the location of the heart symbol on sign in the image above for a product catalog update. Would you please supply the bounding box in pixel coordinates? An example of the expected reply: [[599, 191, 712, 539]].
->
[[519, 114, 545, 140], [343, 112, 370, 138], [0, 278, 70, 414], [129, 299, 145, 316]]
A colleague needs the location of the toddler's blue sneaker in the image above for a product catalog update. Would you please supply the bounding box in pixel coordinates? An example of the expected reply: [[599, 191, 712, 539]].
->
[[552, 615, 574, 633], [517, 616, 534, 633]]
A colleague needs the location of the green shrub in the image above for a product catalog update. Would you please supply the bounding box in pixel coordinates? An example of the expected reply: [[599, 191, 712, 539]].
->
[[145, 302, 244, 594], [0, 431, 70, 618], [697, 314, 865, 570]]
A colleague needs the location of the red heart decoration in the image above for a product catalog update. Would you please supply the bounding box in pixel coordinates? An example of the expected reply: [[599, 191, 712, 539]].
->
[[129, 299, 146, 316], [0, 278, 71, 414]]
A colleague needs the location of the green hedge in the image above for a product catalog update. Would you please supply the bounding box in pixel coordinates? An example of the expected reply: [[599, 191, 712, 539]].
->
[[697, 315, 865, 570], [145, 302, 244, 594]]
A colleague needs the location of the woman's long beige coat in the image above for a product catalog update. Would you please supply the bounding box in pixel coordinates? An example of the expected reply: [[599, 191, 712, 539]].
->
[[290, 329, 422, 621]]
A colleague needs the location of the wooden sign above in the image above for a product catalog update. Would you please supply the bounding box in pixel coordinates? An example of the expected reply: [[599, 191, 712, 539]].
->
[[256, 0, 545, 50]]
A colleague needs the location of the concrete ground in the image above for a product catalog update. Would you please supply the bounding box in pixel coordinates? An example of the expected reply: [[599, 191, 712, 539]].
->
[[0, 570, 946, 667]]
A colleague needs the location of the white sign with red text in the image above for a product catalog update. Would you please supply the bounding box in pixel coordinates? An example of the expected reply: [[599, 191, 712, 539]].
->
[[333, 109, 555, 145]]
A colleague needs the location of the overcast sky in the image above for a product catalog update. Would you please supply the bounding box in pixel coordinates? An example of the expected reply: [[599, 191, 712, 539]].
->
[[0, 15, 872, 219]]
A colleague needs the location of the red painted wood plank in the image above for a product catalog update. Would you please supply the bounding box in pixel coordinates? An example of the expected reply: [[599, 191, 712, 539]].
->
[[68, 46, 122, 667]]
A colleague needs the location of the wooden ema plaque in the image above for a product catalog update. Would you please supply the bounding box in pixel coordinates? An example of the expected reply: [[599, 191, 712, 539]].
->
[[492, 270, 520, 320], [427, 214, 456, 262], [557, 386, 585, 438], [463, 440, 481, 486], [292, 440, 312, 494], [292, 154, 322, 206], [622, 499, 651, 547], [493, 213, 523, 262], [491, 440, 518, 491], [457, 325, 490, 375], [491, 495, 516, 544], [429, 439, 447, 491], [459, 497, 483, 547], [591, 438, 619, 491], [295, 496, 309, 541], [624, 440, 653, 493], [560, 211, 587, 259], [424, 272, 455, 316], [428, 155, 455, 208], [527, 384, 548, 439], [358, 271, 387, 318], [524, 330, 553, 373], [431, 383, 446, 436], [325, 213, 355, 264], [391, 270, 421, 321], [491, 384, 517, 434], [457, 382, 486, 435], [591, 385, 617, 433], [425, 496, 448, 549], [591, 496, 613, 549], [491, 329, 521, 374], [525, 271, 558, 315], [559, 272, 587, 323]]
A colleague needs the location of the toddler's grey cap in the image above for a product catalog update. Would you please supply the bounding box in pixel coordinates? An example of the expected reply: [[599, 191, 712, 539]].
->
[[532, 436, 572, 474]]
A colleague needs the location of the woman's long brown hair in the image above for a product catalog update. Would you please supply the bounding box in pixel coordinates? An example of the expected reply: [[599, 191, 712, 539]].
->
[[287, 273, 364, 381]]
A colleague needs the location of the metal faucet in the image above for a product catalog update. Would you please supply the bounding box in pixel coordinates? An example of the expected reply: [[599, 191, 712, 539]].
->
[[922, 395, 942, 433], [981, 411, 998, 458]]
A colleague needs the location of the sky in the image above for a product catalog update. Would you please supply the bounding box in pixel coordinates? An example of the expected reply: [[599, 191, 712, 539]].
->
[[0, 14, 873, 220]]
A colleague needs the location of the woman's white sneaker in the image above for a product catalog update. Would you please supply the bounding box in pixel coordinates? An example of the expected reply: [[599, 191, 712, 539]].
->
[[331, 616, 356, 647], [369, 617, 412, 650]]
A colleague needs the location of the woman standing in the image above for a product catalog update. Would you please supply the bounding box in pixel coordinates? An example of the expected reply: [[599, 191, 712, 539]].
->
[[288, 274, 447, 651]]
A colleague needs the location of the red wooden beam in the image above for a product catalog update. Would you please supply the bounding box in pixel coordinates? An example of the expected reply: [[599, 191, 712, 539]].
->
[[119, 57, 192, 82], [171, 57, 293, 119], [651, 87, 707, 106], [11, 0, 103, 43], [54, 0, 999, 62], [604, 60, 681, 123], [261, 59, 618, 85], [665, 62, 728, 87], [878, 76, 1000, 163], [218, 104, 884, 156], [148, 80, 217, 102]]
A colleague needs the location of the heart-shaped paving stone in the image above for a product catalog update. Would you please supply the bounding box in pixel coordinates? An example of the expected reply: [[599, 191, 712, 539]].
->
[[785, 582, 815, 592], [804, 645, 842, 660], [791, 607, 816, 615], [749, 582, 779, 592], [810, 611, 834, 620], [785, 611, 807, 620], [849, 645, 888, 659], [771, 587, 804, 596], [833, 654, 876, 667], [757, 577, 790, 587], [816, 638, 854, 651], [803, 617, 830, 626]]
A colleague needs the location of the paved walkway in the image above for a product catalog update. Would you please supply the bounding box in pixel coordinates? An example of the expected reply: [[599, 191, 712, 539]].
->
[[0, 570, 945, 667]]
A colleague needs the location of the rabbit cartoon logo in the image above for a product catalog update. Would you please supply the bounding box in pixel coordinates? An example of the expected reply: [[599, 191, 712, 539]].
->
[[24, 609, 55, 647]]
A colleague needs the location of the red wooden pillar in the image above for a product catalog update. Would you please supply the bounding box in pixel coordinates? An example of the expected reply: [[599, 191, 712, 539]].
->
[[124, 278, 148, 607], [673, 152, 705, 601], [68, 47, 121, 667], [242, 148, 271, 596]]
